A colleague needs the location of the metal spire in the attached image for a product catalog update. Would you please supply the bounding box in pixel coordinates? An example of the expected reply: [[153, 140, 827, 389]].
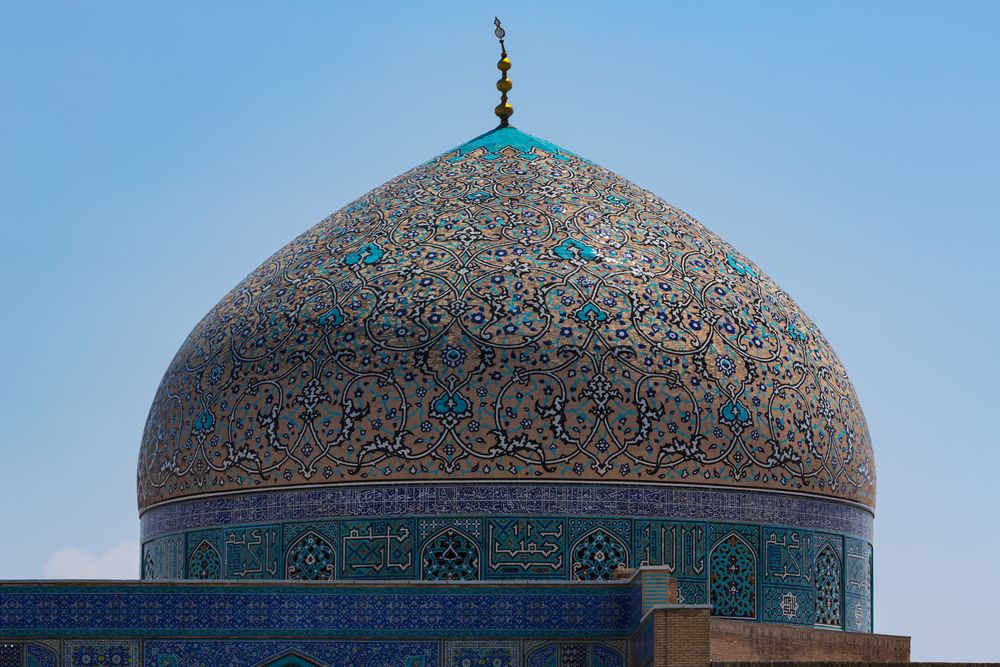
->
[[494, 18, 513, 127]]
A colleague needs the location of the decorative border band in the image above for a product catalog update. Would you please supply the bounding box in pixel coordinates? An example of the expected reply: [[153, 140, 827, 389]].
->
[[0, 582, 631, 638], [140, 483, 873, 542]]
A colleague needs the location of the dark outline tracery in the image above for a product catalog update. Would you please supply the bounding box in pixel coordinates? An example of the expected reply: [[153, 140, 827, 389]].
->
[[138, 128, 875, 510]]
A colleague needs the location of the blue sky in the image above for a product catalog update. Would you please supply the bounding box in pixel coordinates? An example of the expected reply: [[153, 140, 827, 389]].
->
[[1, 1, 997, 660]]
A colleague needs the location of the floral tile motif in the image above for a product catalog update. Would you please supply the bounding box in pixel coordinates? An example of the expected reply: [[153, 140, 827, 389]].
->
[[26, 643, 59, 667], [444, 641, 519, 667], [145, 641, 438, 667], [65, 639, 138, 667], [138, 126, 875, 511]]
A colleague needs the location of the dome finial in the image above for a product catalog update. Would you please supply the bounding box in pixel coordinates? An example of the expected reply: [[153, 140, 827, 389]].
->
[[493, 17, 513, 127]]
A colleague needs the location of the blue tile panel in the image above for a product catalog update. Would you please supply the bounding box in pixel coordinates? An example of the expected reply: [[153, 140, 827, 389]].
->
[[445, 640, 519, 667], [140, 484, 873, 542], [525, 643, 558, 667], [65, 639, 139, 666], [0, 644, 21, 667], [592, 644, 625, 667], [140, 519, 873, 633], [25, 643, 57, 667], [0, 582, 631, 638], [844, 537, 874, 632], [141, 640, 632, 667], [630, 616, 655, 667], [145, 640, 439, 667]]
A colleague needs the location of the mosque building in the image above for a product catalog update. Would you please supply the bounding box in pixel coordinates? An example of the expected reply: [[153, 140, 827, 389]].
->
[[0, 20, 911, 667]]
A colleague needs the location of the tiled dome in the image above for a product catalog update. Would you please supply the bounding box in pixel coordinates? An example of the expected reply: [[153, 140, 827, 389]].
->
[[137, 126, 875, 513]]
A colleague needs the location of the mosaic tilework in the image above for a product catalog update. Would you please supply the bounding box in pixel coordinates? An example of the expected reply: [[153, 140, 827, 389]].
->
[[814, 534, 843, 628], [444, 640, 519, 667], [421, 527, 481, 581], [0, 644, 21, 667], [145, 641, 628, 667], [592, 644, 625, 667], [186, 529, 222, 580], [525, 644, 557, 667], [140, 514, 872, 632], [141, 483, 874, 543], [142, 534, 185, 580], [522, 642, 626, 667], [568, 519, 630, 581], [560, 644, 588, 667], [571, 529, 628, 581], [485, 517, 566, 579], [286, 529, 337, 581], [224, 525, 280, 579], [634, 520, 707, 603], [708, 524, 759, 619], [65, 639, 139, 666], [138, 126, 875, 511], [845, 537, 873, 632], [759, 527, 815, 625], [145, 640, 438, 667], [761, 585, 814, 625], [762, 527, 813, 587], [26, 643, 58, 667], [0, 583, 632, 638], [340, 519, 416, 579], [150, 516, 864, 587]]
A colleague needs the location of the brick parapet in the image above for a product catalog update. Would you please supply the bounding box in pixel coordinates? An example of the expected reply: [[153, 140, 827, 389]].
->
[[708, 618, 910, 663]]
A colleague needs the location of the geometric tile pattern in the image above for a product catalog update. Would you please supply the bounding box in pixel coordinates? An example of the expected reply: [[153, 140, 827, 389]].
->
[[137, 126, 874, 511], [760, 527, 815, 625], [141, 640, 628, 667], [710, 532, 758, 619], [814, 539, 843, 628], [0, 645, 21, 667], [421, 527, 480, 580], [592, 644, 625, 667], [286, 530, 338, 581], [761, 586, 814, 625], [559, 644, 588, 667], [141, 534, 184, 581], [0, 583, 633, 637], [486, 517, 566, 579], [224, 525, 280, 580], [25, 643, 58, 667], [525, 643, 558, 667], [185, 528, 223, 580], [65, 639, 139, 666], [844, 537, 873, 633], [340, 519, 416, 580], [634, 520, 707, 603], [145, 640, 439, 667], [570, 528, 629, 581], [141, 515, 872, 631], [0, 641, 634, 667], [444, 640, 519, 667]]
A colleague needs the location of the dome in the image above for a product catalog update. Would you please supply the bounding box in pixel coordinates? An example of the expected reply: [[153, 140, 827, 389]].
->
[[137, 126, 875, 513]]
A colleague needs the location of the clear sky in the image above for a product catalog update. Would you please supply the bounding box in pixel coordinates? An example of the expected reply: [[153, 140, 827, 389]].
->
[[1, 1, 997, 660]]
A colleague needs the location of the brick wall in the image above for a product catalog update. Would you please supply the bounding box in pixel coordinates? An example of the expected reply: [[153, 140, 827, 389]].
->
[[636, 608, 912, 666], [653, 606, 712, 667], [709, 618, 910, 663]]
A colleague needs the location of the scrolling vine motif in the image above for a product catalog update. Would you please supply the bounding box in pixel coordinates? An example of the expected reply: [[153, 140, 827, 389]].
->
[[138, 128, 875, 509]]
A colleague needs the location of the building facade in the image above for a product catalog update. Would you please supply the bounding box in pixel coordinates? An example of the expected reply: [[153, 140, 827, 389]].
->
[[2, 114, 886, 666]]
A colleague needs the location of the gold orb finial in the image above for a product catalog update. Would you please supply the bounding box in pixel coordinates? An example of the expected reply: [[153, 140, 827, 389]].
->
[[493, 17, 513, 126]]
